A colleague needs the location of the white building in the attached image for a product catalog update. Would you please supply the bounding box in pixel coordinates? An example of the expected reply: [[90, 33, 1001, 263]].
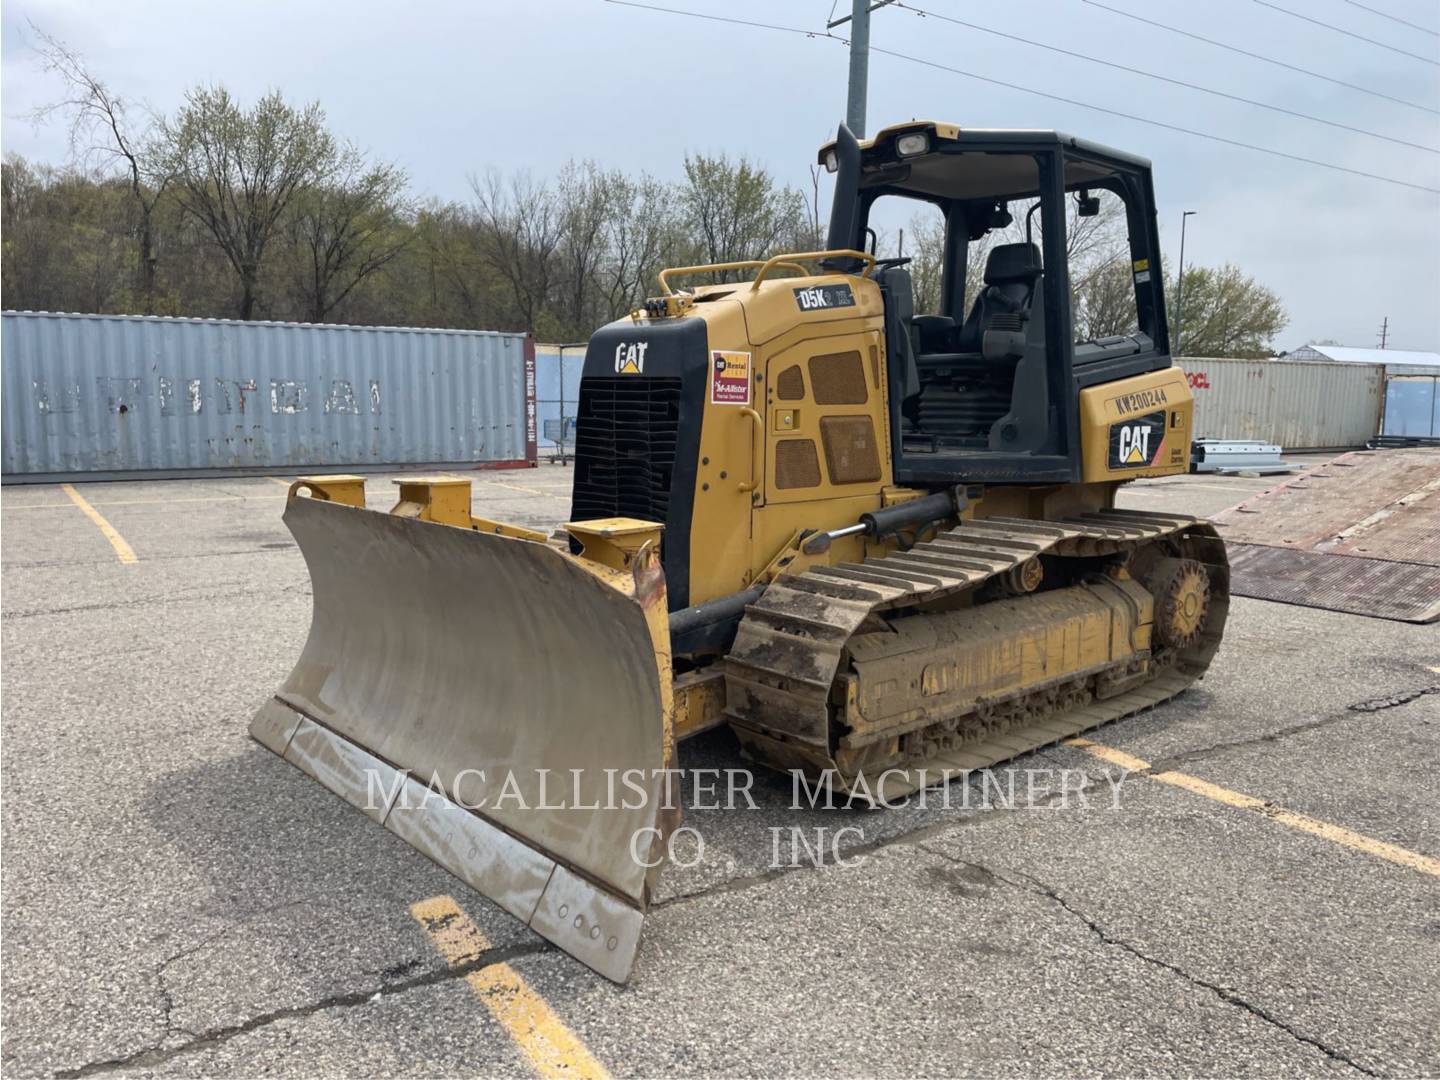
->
[[1284, 344, 1440, 370]]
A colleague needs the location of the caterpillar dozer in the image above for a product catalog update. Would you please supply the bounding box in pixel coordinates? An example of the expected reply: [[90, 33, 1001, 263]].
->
[[251, 122, 1228, 982]]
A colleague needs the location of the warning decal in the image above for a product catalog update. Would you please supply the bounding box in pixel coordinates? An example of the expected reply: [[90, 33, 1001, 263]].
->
[[710, 350, 752, 405], [1108, 409, 1167, 469]]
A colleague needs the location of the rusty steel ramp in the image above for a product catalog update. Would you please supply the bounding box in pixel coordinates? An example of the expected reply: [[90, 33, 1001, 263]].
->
[[1213, 449, 1440, 623]]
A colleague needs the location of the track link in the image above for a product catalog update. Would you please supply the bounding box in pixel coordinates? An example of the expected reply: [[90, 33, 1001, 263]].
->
[[724, 509, 1229, 796]]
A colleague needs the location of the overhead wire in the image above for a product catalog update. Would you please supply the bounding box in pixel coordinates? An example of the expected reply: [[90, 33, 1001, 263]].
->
[[1252, 0, 1439, 65], [601, 0, 1440, 194], [1340, 0, 1439, 38], [893, 2, 1437, 155], [1081, 0, 1439, 116]]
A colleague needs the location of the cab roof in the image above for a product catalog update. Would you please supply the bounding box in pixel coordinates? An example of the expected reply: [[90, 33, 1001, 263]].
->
[[816, 120, 1153, 201]]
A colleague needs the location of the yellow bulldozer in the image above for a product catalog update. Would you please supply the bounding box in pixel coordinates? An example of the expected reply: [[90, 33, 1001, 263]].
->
[[251, 122, 1228, 982]]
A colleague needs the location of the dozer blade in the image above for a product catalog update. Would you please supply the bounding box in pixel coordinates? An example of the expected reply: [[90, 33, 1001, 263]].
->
[[250, 480, 676, 983]]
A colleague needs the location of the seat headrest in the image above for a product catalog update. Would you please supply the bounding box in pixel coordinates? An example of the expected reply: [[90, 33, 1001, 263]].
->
[[984, 243, 1042, 285]]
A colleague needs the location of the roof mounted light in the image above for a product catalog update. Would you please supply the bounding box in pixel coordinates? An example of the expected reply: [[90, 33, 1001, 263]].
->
[[895, 132, 930, 157], [823, 148, 839, 174]]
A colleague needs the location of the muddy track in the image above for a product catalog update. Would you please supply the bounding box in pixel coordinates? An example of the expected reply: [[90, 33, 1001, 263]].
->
[[725, 509, 1230, 797]]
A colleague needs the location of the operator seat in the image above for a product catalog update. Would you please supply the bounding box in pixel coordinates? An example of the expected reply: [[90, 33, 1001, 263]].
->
[[955, 242, 1042, 355]]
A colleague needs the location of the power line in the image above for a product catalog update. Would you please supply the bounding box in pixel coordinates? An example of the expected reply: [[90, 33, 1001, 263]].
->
[[1083, 0, 1440, 116], [602, 0, 1440, 194], [894, 2, 1437, 155], [1253, 0, 1439, 65], [863, 43, 1440, 194], [1342, 0, 1439, 38], [604, 0, 824, 39]]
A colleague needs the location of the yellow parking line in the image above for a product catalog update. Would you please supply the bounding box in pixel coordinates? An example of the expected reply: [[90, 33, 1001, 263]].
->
[[6, 493, 290, 511], [411, 896, 609, 1079], [479, 477, 552, 498], [269, 477, 292, 488], [61, 484, 138, 565], [1068, 739, 1440, 878]]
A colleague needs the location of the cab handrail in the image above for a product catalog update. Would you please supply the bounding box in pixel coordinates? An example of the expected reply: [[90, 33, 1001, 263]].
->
[[655, 249, 878, 295]]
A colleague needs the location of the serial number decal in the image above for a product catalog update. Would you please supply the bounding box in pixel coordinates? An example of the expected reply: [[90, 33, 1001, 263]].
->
[[794, 283, 856, 311], [1109, 386, 1169, 416], [1108, 409, 1167, 469]]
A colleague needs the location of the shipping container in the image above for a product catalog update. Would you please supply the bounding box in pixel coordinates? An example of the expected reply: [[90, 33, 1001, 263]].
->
[[1382, 375, 1440, 439], [1, 311, 536, 481], [1177, 356, 1383, 450], [535, 343, 586, 457]]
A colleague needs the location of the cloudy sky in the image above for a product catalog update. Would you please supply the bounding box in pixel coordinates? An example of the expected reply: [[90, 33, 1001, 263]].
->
[[3, 0, 1437, 350]]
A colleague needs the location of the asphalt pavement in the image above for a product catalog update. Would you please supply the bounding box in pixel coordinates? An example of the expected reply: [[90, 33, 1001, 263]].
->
[[1, 458, 1436, 1078]]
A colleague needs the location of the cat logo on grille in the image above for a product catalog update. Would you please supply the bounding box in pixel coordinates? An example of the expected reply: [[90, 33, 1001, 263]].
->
[[614, 341, 648, 374]]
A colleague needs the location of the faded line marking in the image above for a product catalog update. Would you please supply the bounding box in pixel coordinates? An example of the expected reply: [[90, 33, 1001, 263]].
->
[[268, 477, 292, 488], [61, 484, 138, 565], [6, 494, 290, 511], [411, 896, 609, 1079], [479, 478, 552, 497], [1068, 738, 1440, 878]]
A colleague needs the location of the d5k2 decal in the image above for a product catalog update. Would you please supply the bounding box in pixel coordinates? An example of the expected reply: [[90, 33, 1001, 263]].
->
[[793, 283, 856, 311], [1108, 409, 1167, 468]]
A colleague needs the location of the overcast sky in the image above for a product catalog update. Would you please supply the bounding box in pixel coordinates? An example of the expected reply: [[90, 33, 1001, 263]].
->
[[3, 0, 1437, 350]]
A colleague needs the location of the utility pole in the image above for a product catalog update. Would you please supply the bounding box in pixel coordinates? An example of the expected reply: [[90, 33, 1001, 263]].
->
[[828, 0, 898, 138], [1378, 316, 1389, 349], [1173, 209, 1197, 355]]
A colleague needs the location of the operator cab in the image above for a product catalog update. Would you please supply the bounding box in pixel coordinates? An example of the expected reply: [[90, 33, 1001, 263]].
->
[[818, 121, 1173, 485]]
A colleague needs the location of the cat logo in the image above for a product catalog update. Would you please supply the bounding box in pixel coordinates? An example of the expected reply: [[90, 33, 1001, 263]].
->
[[1107, 409, 1166, 469], [1118, 423, 1152, 464], [614, 341, 648, 374]]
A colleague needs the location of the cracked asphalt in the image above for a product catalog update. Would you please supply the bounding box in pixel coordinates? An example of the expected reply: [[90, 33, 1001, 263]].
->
[[3, 458, 1437, 1078]]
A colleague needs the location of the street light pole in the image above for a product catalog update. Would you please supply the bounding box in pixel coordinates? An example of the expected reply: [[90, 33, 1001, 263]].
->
[[1174, 210, 1197, 356]]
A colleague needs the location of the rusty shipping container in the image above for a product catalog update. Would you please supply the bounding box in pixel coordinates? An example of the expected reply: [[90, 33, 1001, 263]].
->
[[1178, 356, 1383, 450], [1, 311, 536, 481]]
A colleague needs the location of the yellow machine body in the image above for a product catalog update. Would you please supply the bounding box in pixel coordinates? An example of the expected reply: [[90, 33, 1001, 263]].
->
[[250, 120, 1228, 985]]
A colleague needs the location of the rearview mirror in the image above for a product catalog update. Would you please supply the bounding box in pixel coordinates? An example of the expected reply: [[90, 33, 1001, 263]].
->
[[1076, 190, 1100, 217]]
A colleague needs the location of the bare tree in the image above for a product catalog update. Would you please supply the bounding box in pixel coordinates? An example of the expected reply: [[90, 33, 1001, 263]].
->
[[553, 162, 614, 335], [598, 173, 680, 320], [905, 210, 947, 314], [159, 86, 335, 319], [283, 149, 410, 322], [470, 170, 564, 332], [26, 24, 170, 313]]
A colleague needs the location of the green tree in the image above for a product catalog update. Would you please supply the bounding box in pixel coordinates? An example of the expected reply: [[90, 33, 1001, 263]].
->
[[1171, 264, 1288, 358], [159, 86, 336, 319], [678, 152, 809, 281]]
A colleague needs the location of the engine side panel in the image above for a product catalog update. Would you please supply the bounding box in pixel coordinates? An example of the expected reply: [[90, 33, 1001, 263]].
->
[[1078, 365, 1193, 482]]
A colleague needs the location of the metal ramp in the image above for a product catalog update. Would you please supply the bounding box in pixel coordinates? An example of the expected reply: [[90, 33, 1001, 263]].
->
[[1213, 449, 1440, 623]]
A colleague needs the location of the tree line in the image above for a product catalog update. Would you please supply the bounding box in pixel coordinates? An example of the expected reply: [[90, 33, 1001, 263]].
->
[[3, 30, 1285, 356]]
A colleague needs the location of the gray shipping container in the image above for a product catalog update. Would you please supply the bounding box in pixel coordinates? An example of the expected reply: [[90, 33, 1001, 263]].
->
[[1382, 375, 1440, 439], [1179, 356, 1383, 450], [2, 311, 536, 481]]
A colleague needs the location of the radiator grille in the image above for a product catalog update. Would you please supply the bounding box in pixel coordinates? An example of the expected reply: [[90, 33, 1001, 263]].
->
[[820, 415, 882, 484], [775, 438, 821, 489], [809, 350, 869, 405], [572, 377, 683, 524], [776, 364, 806, 401]]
